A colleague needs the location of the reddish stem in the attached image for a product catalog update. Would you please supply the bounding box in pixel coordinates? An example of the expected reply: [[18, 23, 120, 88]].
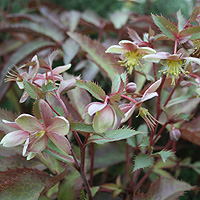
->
[[90, 143, 94, 187], [153, 63, 157, 81], [45, 99, 60, 116], [72, 131, 83, 148], [121, 94, 137, 104]]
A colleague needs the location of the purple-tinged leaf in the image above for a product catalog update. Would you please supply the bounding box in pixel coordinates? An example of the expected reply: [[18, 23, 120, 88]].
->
[[152, 14, 178, 40], [67, 32, 123, 80], [76, 80, 106, 101], [134, 177, 193, 200], [179, 26, 200, 37], [176, 10, 185, 32]]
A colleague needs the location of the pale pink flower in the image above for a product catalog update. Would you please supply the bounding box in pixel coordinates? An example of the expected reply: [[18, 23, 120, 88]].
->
[[105, 40, 156, 73], [1, 100, 71, 158]]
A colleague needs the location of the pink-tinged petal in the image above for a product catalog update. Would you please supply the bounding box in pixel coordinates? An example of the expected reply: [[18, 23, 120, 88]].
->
[[84, 102, 107, 116], [143, 78, 162, 97], [47, 74, 63, 81], [52, 64, 71, 74], [47, 116, 69, 136], [167, 53, 182, 60], [28, 135, 48, 153], [0, 130, 28, 147], [48, 132, 71, 154], [184, 57, 200, 65], [119, 40, 138, 51], [119, 104, 136, 123], [39, 100, 52, 128], [28, 55, 39, 79], [16, 114, 43, 132], [105, 45, 127, 54], [143, 52, 170, 63], [127, 28, 143, 43], [22, 137, 30, 156], [19, 91, 29, 103], [137, 47, 156, 54], [139, 92, 158, 103], [93, 105, 115, 133], [2, 119, 20, 129]]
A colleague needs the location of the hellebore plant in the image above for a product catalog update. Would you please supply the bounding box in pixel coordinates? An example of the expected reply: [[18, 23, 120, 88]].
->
[[105, 40, 156, 73], [1, 100, 70, 159]]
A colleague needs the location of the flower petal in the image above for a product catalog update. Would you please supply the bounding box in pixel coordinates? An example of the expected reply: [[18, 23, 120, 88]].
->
[[105, 45, 127, 54], [19, 91, 29, 103], [137, 47, 156, 54], [119, 40, 138, 51], [84, 102, 107, 116], [120, 104, 136, 123], [139, 92, 158, 103], [143, 78, 162, 97], [2, 119, 20, 129], [93, 105, 115, 133], [52, 64, 71, 74], [39, 100, 52, 128], [47, 116, 70, 136], [143, 52, 170, 63], [0, 130, 28, 147], [184, 56, 200, 65], [16, 114, 43, 132], [28, 135, 49, 153], [48, 132, 71, 155]]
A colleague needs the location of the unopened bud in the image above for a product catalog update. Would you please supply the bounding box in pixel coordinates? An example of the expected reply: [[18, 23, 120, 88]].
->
[[182, 40, 194, 49], [149, 36, 155, 43], [125, 82, 137, 93], [170, 128, 181, 142]]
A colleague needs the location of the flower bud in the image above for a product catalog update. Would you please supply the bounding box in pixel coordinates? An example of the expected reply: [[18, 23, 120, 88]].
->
[[149, 36, 155, 43], [170, 128, 181, 142], [125, 82, 137, 93], [182, 40, 194, 49]]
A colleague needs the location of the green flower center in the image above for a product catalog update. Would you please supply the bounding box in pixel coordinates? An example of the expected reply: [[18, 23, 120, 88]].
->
[[161, 60, 187, 85], [193, 39, 200, 57], [35, 130, 45, 139], [119, 51, 143, 74]]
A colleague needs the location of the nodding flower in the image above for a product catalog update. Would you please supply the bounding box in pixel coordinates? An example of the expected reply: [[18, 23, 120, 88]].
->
[[106, 40, 156, 74]]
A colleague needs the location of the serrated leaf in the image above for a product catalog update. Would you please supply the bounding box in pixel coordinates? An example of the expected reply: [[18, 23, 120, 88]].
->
[[70, 122, 96, 134], [0, 167, 51, 200], [134, 177, 193, 200], [42, 82, 57, 92], [133, 154, 154, 171], [68, 32, 123, 80], [87, 127, 142, 145], [111, 73, 126, 95], [23, 80, 38, 99], [76, 80, 106, 101], [179, 26, 200, 37], [152, 150, 174, 163], [190, 6, 200, 23], [0, 40, 56, 86], [152, 14, 178, 40], [176, 10, 185, 32]]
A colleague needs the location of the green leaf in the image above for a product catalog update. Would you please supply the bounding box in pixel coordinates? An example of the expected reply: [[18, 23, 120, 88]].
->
[[152, 150, 174, 163], [0, 168, 50, 200], [70, 122, 96, 134], [0, 40, 56, 86], [23, 80, 38, 99], [133, 154, 154, 171], [88, 127, 142, 145], [152, 14, 178, 40], [179, 26, 200, 37], [68, 32, 123, 80], [190, 6, 200, 23], [176, 10, 185, 32], [76, 79, 106, 101], [42, 82, 57, 92], [134, 177, 193, 200], [111, 73, 126, 94]]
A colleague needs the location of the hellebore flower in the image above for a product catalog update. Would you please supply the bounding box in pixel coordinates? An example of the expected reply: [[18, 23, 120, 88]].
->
[[1, 100, 71, 159], [143, 49, 200, 85], [120, 78, 162, 130], [105, 40, 156, 73], [84, 101, 117, 133]]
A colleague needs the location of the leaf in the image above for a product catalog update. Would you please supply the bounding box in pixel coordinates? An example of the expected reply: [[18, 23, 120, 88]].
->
[[176, 10, 185, 32], [58, 169, 83, 200], [76, 80, 106, 101], [152, 14, 178, 40], [190, 6, 200, 23], [134, 177, 193, 200], [0, 22, 65, 42], [152, 150, 174, 163], [87, 127, 142, 145], [179, 26, 200, 37], [133, 154, 154, 171], [81, 10, 101, 27], [42, 82, 57, 92], [70, 122, 96, 134], [23, 80, 38, 99], [0, 40, 56, 86], [0, 167, 51, 200], [67, 32, 123, 80]]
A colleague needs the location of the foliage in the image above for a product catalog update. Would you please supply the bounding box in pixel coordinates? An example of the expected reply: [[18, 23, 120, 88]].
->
[[1, 1, 200, 200]]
